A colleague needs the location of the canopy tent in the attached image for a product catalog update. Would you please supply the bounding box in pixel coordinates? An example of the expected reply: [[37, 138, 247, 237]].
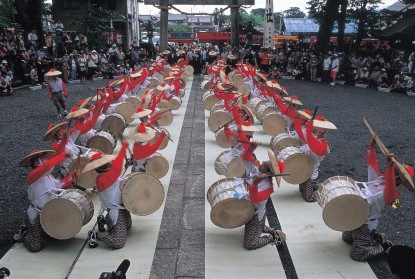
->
[[283, 18, 358, 36]]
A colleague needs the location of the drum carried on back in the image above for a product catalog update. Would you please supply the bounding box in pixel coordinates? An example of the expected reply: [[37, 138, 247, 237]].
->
[[121, 173, 165, 216], [115, 102, 135, 124], [215, 124, 238, 148], [207, 178, 254, 229], [276, 146, 313, 184], [145, 152, 169, 179], [40, 189, 94, 239], [270, 133, 302, 154], [214, 149, 245, 178], [316, 176, 370, 232], [202, 91, 219, 111], [87, 130, 116, 154], [101, 113, 126, 138], [69, 157, 98, 189], [168, 96, 182, 110]]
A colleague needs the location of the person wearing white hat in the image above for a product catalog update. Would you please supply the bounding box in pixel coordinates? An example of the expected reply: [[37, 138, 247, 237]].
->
[[14, 150, 79, 252], [46, 68, 68, 118], [87, 143, 132, 249], [298, 115, 336, 202]]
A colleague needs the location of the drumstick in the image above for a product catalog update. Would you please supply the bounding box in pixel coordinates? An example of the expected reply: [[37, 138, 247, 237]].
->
[[363, 117, 390, 156], [214, 117, 237, 133], [236, 139, 270, 148], [146, 122, 173, 142], [65, 206, 105, 279], [311, 106, 319, 120]]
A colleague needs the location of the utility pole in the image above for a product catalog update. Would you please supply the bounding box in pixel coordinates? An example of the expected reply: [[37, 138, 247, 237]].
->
[[159, 0, 168, 51], [230, 0, 240, 52], [263, 0, 274, 48]]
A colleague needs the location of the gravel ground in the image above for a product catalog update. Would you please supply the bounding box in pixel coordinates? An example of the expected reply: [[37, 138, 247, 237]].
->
[[0, 80, 106, 257], [1, 79, 414, 278], [279, 79, 415, 279]]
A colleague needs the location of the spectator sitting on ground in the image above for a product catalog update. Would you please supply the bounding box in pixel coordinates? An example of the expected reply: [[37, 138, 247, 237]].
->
[[29, 66, 39, 85], [0, 70, 13, 95], [355, 67, 369, 85], [368, 67, 381, 88], [390, 75, 406, 93], [404, 76, 414, 92]]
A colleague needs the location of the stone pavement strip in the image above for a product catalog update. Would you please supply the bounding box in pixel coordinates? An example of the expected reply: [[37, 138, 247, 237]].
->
[[150, 76, 205, 279]]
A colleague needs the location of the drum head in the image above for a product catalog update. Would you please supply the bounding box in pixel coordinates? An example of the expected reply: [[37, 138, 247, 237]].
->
[[156, 100, 171, 110], [150, 130, 169, 150], [41, 197, 83, 239], [271, 136, 302, 154], [157, 111, 174, 126], [122, 173, 165, 215], [203, 95, 219, 111], [215, 129, 232, 148], [283, 152, 313, 184], [202, 81, 213, 92], [184, 65, 194, 76], [211, 198, 254, 229], [323, 194, 370, 232], [87, 134, 114, 154], [101, 114, 126, 138], [115, 102, 135, 124], [225, 156, 245, 178], [208, 111, 232, 132], [69, 157, 98, 189], [146, 155, 169, 179], [126, 96, 143, 109], [262, 113, 286, 136], [169, 98, 182, 110]]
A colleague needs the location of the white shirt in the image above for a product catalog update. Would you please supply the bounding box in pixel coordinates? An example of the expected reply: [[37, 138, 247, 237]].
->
[[27, 170, 64, 223], [331, 58, 340, 72], [323, 58, 331, 71], [50, 78, 63, 92], [98, 179, 125, 224]]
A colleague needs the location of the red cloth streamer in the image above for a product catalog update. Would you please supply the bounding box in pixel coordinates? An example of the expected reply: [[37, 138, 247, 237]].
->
[[51, 138, 68, 154], [223, 125, 235, 140], [293, 117, 307, 143], [96, 142, 128, 192], [249, 180, 274, 204], [384, 162, 399, 206], [366, 144, 380, 175], [136, 107, 144, 112], [133, 132, 166, 160], [27, 151, 66, 185], [278, 160, 286, 173], [306, 121, 329, 156]]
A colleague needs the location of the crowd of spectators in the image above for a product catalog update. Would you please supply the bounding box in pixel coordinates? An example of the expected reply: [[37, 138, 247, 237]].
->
[[0, 26, 156, 96], [2, 26, 415, 96]]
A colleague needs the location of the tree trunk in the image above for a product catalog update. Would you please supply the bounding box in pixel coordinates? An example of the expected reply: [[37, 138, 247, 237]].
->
[[28, 0, 45, 47], [317, 0, 341, 53], [14, 0, 31, 31], [353, 0, 367, 49], [337, 0, 348, 51]]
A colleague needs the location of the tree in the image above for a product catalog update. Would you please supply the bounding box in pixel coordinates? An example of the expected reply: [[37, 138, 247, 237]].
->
[[348, 0, 382, 48], [239, 8, 263, 28], [0, 0, 14, 28], [251, 8, 265, 17], [283, 7, 306, 18], [12, 0, 44, 45], [168, 24, 191, 33], [69, 3, 119, 50], [273, 12, 285, 33], [316, 0, 341, 52]]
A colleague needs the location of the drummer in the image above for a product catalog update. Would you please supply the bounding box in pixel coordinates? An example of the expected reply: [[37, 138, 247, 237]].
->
[[299, 116, 336, 202], [14, 149, 79, 252], [129, 123, 167, 172], [243, 158, 286, 250], [342, 138, 414, 262], [85, 142, 133, 249]]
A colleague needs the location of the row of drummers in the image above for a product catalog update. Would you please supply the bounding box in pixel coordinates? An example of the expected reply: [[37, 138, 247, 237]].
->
[[199, 61, 338, 249], [16, 57, 195, 252], [201, 60, 415, 260]]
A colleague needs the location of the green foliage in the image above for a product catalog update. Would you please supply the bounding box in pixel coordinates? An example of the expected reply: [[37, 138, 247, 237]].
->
[[168, 24, 191, 33], [283, 7, 306, 18], [273, 12, 285, 32], [69, 3, 120, 49], [251, 8, 266, 17], [239, 8, 264, 27], [307, 0, 326, 23], [0, 0, 14, 28]]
